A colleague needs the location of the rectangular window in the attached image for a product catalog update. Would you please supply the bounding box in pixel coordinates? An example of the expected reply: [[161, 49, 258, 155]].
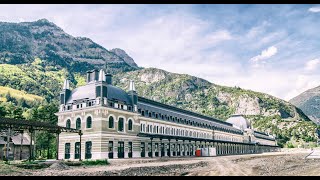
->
[[60, 94, 65, 104], [85, 141, 92, 159], [128, 142, 133, 158], [118, 118, 124, 132], [103, 86, 108, 98], [75, 142, 80, 159], [148, 143, 152, 157], [96, 86, 101, 97], [108, 141, 113, 159], [65, 143, 70, 159], [141, 142, 145, 157]]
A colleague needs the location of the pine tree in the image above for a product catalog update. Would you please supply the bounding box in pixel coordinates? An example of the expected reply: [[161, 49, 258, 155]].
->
[[12, 107, 24, 119], [0, 103, 6, 117]]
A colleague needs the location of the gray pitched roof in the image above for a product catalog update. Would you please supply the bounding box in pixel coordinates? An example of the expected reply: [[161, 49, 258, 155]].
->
[[66, 83, 96, 104], [107, 85, 132, 104], [137, 97, 243, 134], [0, 134, 31, 145], [66, 83, 132, 104], [11, 134, 31, 145]]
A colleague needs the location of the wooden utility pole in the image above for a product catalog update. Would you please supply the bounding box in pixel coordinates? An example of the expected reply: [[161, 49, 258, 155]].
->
[[20, 131, 23, 160], [6, 128, 11, 161]]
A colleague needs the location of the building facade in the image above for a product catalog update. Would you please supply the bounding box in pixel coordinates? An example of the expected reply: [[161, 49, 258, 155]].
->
[[55, 69, 279, 160], [0, 133, 32, 160]]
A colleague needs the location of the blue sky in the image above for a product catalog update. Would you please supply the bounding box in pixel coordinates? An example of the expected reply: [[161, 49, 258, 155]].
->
[[1, 4, 320, 100]]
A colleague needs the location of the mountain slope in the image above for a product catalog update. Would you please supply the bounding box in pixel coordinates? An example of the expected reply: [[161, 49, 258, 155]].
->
[[0, 86, 43, 103], [112, 68, 318, 147], [0, 19, 138, 74], [289, 86, 320, 125], [110, 48, 138, 67]]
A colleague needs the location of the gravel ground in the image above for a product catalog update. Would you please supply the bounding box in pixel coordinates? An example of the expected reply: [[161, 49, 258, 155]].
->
[[2, 150, 320, 176]]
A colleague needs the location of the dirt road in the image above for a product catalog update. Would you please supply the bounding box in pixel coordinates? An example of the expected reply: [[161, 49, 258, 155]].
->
[[2, 150, 320, 176]]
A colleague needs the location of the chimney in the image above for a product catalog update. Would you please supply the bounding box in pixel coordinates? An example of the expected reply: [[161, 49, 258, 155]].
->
[[98, 69, 106, 81], [105, 73, 112, 85], [86, 69, 99, 83], [91, 69, 99, 82], [63, 79, 70, 90], [129, 80, 136, 91], [60, 79, 71, 105], [128, 80, 138, 112]]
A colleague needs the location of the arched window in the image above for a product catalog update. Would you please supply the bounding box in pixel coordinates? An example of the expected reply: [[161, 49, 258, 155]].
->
[[76, 118, 81, 130], [128, 119, 133, 131], [109, 116, 114, 129], [86, 116, 92, 129], [118, 118, 124, 132], [66, 119, 71, 128]]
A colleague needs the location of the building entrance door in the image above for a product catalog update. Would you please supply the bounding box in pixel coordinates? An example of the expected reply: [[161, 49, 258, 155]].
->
[[161, 143, 165, 157], [118, 141, 124, 158]]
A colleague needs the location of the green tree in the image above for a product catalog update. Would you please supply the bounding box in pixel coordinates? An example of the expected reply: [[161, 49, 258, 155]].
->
[[0, 103, 6, 117], [5, 92, 13, 102], [17, 98, 28, 108], [12, 106, 24, 119]]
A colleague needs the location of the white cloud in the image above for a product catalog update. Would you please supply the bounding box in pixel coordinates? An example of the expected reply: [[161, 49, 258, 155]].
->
[[250, 46, 278, 62], [284, 74, 320, 101], [305, 59, 320, 71], [205, 30, 233, 44], [309, 6, 320, 13]]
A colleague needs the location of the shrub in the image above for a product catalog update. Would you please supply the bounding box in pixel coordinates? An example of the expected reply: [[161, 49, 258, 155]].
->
[[81, 159, 109, 166]]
